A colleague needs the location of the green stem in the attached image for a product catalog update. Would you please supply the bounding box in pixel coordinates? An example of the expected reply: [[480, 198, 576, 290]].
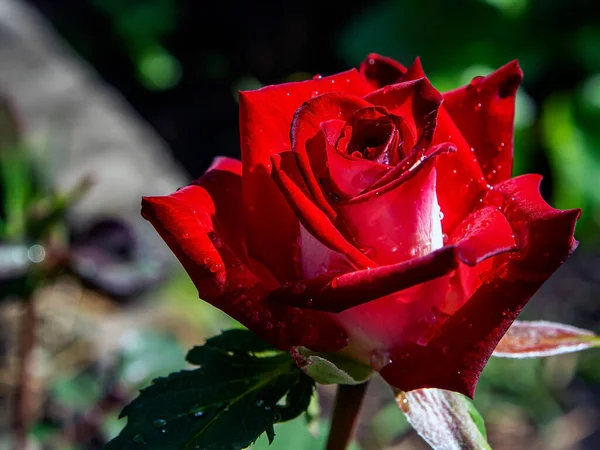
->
[[326, 382, 369, 450]]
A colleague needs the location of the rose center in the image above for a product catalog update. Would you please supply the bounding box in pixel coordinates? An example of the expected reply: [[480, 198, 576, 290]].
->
[[344, 118, 402, 166]]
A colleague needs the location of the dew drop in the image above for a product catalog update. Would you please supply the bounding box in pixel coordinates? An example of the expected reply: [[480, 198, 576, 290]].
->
[[497, 142, 505, 151], [256, 399, 264, 407], [313, 74, 323, 80], [211, 234, 223, 248], [395, 391, 410, 413], [474, 102, 482, 111], [209, 263, 223, 273], [189, 405, 205, 417], [311, 91, 320, 97], [153, 418, 167, 428], [203, 257, 211, 265], [368, 58, 375, 65], [133, 434, 147, 445], [369, 349, 393, 371], [328, 191, 341, 202], [469, 75, 484, 87], [442, 233, 449, 244], [292, 282, 306, 294]]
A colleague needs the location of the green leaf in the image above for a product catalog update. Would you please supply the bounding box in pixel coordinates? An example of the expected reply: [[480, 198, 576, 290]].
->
[[107, 330, 315, 450], [395, 389, 491, 450], [291, 347, 372, 385]]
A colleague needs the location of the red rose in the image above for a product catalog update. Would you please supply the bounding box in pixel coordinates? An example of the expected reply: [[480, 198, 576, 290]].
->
[[142, 54, 580, 396]]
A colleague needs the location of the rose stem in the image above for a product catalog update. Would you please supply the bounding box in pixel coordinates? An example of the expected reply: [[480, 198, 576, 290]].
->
[[325, 382, 369, 450], [13, 296, 36, 450]]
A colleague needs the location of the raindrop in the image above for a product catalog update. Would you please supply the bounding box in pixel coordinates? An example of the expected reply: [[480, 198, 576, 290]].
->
[[497, 142, 505, 151], [209, 263, 222, 273], [211, 234, 222, 248], [189, 405, 205, 417], [313, 74, 323, 80], [469, 75, 484, 88], [474, 102, 482, 111], [442, 233, 449, 244], [396, 391, 410, 413], [133, 434, 147, 445], [328, 191, 341, 202], [291, 282, 306, 294], [369, 349, 393, 371], [203, 257, 211, 265], [153, 419, 167, 428], [256, 399, 264, 407], [311, 91, 320, 97]]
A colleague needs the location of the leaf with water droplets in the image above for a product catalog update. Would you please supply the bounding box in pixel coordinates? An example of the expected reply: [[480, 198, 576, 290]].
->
[[106, 329, 315, 450], [492, 320, 600, 358], [395, 388, 491, 450]]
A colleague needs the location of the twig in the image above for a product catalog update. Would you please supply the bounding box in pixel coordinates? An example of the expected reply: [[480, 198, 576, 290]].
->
[[13, 296, 36, 450]]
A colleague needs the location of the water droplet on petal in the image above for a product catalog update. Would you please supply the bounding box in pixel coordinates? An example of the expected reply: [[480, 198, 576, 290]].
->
[[469, 75, 484, 88], [474, 102, 482, 111], [438, 211, 444, 220], [291, 282, 306, 294], [497, 142, 505, 151], [369, 349, 393, 371], [313, 74, 323, 80], [153, 419, 167, 428], [442, 233, 449, 244]]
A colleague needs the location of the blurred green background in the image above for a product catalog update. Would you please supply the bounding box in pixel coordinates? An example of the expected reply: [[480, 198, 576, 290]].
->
[[1, 0, 599, 448]]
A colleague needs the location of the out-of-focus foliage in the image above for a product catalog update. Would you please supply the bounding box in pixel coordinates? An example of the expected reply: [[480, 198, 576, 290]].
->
[[10, 0, 600, 448], [338, 0, 600, 243]]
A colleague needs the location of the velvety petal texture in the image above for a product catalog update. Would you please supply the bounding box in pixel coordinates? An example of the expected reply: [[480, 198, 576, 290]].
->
[[143, 54, 580, 397]]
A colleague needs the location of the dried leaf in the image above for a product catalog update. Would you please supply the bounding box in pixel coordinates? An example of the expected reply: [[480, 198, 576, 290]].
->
[[395, 389, 491, 450], [493, 320, 600, 358]]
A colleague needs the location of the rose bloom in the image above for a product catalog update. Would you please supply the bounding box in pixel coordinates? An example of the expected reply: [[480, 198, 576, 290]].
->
[[142, 54, 580, 396]]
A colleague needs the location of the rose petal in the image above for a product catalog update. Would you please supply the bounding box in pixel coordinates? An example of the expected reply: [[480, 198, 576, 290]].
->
[[336, 162, 443, 265], [270, 151, 375, 270], [291, 92, 373, 218], [240, 70, 373, 282], [142, 157, 348, 352], [432, 108, 488, 234], [359, 53, 407, 89], [443, 61, 523, 184], [364, 78, 443, 153], [379, 174, 580, 397], [401, 57, 426, 82], [272, 203, 516, 314]]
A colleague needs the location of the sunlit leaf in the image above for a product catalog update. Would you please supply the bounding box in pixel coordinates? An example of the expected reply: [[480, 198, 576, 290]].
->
[[395, 389, 491, 450], [493, 320, 600, 358], [107, 330, 315, 450]]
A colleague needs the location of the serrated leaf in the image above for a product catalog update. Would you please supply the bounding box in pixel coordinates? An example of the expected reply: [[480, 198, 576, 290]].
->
[[107, 330, 315, 450], [291, 347, 372, 385], [493, 320, 600, 358], [395, 389, 491, 450]]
